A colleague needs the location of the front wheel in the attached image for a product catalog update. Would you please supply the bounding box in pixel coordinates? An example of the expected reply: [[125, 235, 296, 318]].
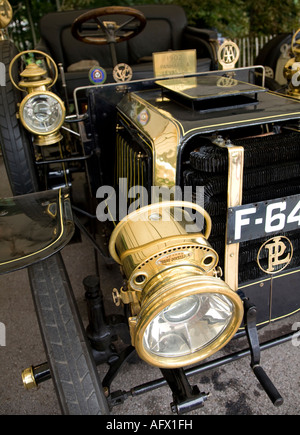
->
[[0, 40, 38, 195], [28, 253, 110, 415]]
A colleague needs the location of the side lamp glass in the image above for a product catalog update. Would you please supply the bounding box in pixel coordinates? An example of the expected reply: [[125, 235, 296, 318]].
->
[[19, 91, 65, 135]]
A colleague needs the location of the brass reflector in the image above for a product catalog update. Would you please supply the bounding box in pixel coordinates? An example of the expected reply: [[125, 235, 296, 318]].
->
[[109, 201, 243, 368]]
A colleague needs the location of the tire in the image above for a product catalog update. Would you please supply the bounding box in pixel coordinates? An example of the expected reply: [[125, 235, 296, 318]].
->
[[0, 40, 38, 195], [255, 34, 292, 85], [255, 34, 292, 71], [28, 253, 110, 415]]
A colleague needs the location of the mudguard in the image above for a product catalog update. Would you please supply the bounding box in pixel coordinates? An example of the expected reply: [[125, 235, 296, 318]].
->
[[0, 188, 74, 274]]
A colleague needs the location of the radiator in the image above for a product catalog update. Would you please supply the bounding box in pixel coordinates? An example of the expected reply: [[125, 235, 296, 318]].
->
[[184, 130, 300, 285]]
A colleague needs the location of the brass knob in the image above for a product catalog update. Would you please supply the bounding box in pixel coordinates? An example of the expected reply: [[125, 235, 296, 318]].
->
[[22, 366, 37, 390]]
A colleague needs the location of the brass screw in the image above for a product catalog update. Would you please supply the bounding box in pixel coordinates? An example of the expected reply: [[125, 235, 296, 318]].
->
[[22, 366, 37, 390]]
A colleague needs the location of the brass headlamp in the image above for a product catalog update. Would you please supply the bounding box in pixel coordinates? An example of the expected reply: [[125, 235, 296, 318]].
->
[[109, 201, 244, 368]]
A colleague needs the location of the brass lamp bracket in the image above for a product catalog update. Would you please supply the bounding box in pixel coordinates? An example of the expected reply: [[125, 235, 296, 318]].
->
[[112, 286, 140, 306]]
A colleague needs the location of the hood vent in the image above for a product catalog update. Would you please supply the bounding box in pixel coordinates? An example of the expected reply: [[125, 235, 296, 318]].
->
[[156, 75, 266, 112]]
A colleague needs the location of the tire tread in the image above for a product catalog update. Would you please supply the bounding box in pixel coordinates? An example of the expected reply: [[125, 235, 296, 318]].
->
[[0, 40, 37, 195], [28, 254, 109, 415]]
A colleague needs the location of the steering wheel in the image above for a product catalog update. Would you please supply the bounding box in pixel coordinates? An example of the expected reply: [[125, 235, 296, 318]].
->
[[71, 6, 146, 46]]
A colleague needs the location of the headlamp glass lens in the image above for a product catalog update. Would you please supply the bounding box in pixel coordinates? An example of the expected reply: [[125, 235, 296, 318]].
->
[[22, 94, 64, 134], [143, 293, 233, 358]]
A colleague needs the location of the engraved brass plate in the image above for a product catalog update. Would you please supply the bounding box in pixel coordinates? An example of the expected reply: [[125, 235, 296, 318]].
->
[[153, 49, 196, 77]]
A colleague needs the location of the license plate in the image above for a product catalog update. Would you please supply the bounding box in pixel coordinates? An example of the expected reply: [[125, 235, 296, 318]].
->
[[227, 193, 300, 244]]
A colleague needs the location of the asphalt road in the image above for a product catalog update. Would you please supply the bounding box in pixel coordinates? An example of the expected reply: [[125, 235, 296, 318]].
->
[[0, 155, 300, 416]]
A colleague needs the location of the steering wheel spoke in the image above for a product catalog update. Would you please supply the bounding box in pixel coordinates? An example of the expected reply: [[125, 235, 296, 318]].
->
[[116, 16, 137, 32]]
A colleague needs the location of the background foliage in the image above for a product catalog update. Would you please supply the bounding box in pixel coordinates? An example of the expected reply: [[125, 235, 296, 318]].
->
[[8, 0, 300, 49]]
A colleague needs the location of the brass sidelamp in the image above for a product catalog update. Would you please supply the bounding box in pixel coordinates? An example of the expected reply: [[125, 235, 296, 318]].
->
[[9, 50, 65, 146], [284, 28, 300, 99]]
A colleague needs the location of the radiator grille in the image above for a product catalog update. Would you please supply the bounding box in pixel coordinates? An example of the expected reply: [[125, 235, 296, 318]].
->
[[115, 128, 151, 208], [183, 131, 300, 284]]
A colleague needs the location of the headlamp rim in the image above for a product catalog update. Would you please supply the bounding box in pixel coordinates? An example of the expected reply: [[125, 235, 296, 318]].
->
[[19, 90, 65, 135], [133, 275, 244, 368]]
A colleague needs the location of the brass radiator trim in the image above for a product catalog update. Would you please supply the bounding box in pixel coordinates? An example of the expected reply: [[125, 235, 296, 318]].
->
[[213, 137, 244, 291]]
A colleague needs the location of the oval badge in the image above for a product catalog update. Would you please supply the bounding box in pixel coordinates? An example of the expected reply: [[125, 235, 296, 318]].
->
[[257, 236, 293, 274], [156, 251, 192, 265]]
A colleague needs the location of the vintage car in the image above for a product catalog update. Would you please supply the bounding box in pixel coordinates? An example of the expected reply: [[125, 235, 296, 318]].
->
[[0, 3, 300, 415]]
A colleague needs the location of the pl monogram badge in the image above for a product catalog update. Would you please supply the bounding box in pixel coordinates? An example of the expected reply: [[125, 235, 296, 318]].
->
[[257, 236, 293, 274], [218, 40, 240, 70]]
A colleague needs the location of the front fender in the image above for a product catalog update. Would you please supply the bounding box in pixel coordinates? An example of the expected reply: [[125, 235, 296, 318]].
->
[[0, 188, 74, 274]]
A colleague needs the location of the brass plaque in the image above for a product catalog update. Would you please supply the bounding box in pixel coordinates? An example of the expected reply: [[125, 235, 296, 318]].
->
[[153, 49, 196, 77]]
